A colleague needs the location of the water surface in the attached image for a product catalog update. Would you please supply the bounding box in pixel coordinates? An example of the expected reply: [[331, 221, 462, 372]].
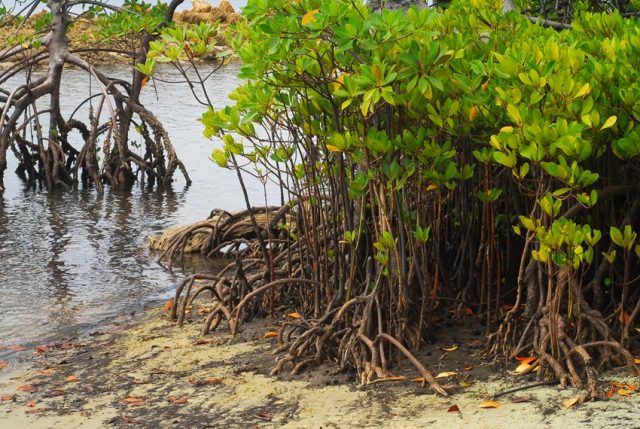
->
[[0, 63, 272, 349]]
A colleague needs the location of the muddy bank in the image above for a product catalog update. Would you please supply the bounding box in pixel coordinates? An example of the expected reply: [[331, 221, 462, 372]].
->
[[1, 304, 639, 428]]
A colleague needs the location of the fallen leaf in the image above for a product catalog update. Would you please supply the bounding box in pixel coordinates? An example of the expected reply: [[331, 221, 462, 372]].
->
[[65, 375, 79, 382], [619, 310, 631, 325], [459, 380, 473, 388], [1, 394, 13, 401], [441, 345, 459, 352], [25, 407, 49, 414], [510, 396, 530, 403], [17, 384, 35, 393], [448, 404, 460, 412], [435, 372, 458, 379], [0, 361, 7, 369], [287, 312, 302, 319], [263, 331, 279, 339], [197, 307, 211, 314], [161, 344, 172, 350], [35, 345, 48, 354], [188, 377, 223, 386], [607, 385, 616, 398], [53, 388, 65, 396], [628, 384, 637, 391], [463, 364, 473, 371], [479, 400, 501, 409], [634, 357, 640, 365], [193, 339, 211, 346], [412, 377, 427, 383], [513, 362, 536, 374], [618, 389, 632, 397], [162, 300, 173, 312], [515, 356, 537, 364], [150, 368, 169, 375], [167, 395, 189, 405], [255, 412, 273, 421], [26, 400, 36, 407], [40, 368, 57, 376], [563, 396, 580, 409], [132, 379, 147, 385]]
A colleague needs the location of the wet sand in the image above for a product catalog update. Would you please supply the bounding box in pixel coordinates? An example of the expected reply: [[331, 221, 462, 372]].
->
[[1, 306, 639, 428]]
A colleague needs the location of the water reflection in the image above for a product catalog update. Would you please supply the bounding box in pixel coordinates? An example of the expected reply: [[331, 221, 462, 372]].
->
[[0, 63, 277, 347]]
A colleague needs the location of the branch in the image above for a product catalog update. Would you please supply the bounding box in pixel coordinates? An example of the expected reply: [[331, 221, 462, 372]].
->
[[66, 0, 125, 13], [524, 15, 572, 30]]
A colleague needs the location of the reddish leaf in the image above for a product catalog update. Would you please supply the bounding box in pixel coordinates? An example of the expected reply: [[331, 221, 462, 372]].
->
[[35, 345, 48, 354], [255, 412, 273, 421], [0, 361, 7, 369], [26, 400, 36, 407], [510, 396, 530, 403], [447, 404, 460, 412], [17, 384, 35, 393], [515, 356, 537, 365], [162, 300, 173, 312], [1, 394, 14, 401], [263, 331, 279, 339], [120, 396, 146, 406], [193, 339, 211, 346], [65, 375, 79, 382]]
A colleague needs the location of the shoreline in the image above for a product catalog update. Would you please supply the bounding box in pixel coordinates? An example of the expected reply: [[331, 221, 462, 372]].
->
[[1, 304, 639, 428]]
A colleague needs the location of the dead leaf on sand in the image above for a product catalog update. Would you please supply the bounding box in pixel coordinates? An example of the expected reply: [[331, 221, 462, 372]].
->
[[167, 395, 189, 405], [478, 400, 501, 409], [448, 404, 460, 412], [435, 371, 458, 379], [40, 368, 57, 376], [17, 384, 35, 393], [65, 375, 79, 382], [0, 361, 7, 369], [510, 396, 530, 403], [1, 394, 14, 401], [255, 412, 273, 421], [188, 377, 223, 386], [563, 396, 580, 409], [26, 400, 36, 407], [120, 396, 146, 406], [35, 345, 48, 354]]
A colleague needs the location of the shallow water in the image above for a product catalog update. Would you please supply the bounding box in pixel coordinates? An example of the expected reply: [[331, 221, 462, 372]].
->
[[0, 63, 274, 348]]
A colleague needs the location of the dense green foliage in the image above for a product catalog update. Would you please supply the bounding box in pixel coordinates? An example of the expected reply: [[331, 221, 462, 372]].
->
[[151, 0, 640, 392]]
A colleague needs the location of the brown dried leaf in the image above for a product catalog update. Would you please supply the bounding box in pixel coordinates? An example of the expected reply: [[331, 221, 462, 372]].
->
[[458, 380, 473, 388], [17, 384, 35, 393], [65, 375, 79, 382], [287, 312, 302, 319], [263, 331, 279, 339], [607, 385, 616, 398], [25, 407, 49, 414], [1, 394, 13, 401], [376, 375, 406, 382], [26, 400, 36, 407], [513, 362, 535, 374], [562, 396, 580, 409], [40, 368, 57, 376], [510, 396, 530, 403], [441, 345, 459, 352], [0, 361, 7, 369], [193, 339, 211, 346], [447, 404, 460, 412], [479, 400, 501, 409], [162, 300, 173, 312], [35, 345, 48, 354], [463, 364, 473, 371], [167, 395, 189, 405]]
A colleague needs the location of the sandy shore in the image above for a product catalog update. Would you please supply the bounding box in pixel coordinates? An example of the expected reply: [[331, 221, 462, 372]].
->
[[1, 305, 639, 428]]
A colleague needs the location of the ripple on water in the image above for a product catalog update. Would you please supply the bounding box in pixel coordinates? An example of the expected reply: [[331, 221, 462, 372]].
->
[[0, 63, 279, 347]]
